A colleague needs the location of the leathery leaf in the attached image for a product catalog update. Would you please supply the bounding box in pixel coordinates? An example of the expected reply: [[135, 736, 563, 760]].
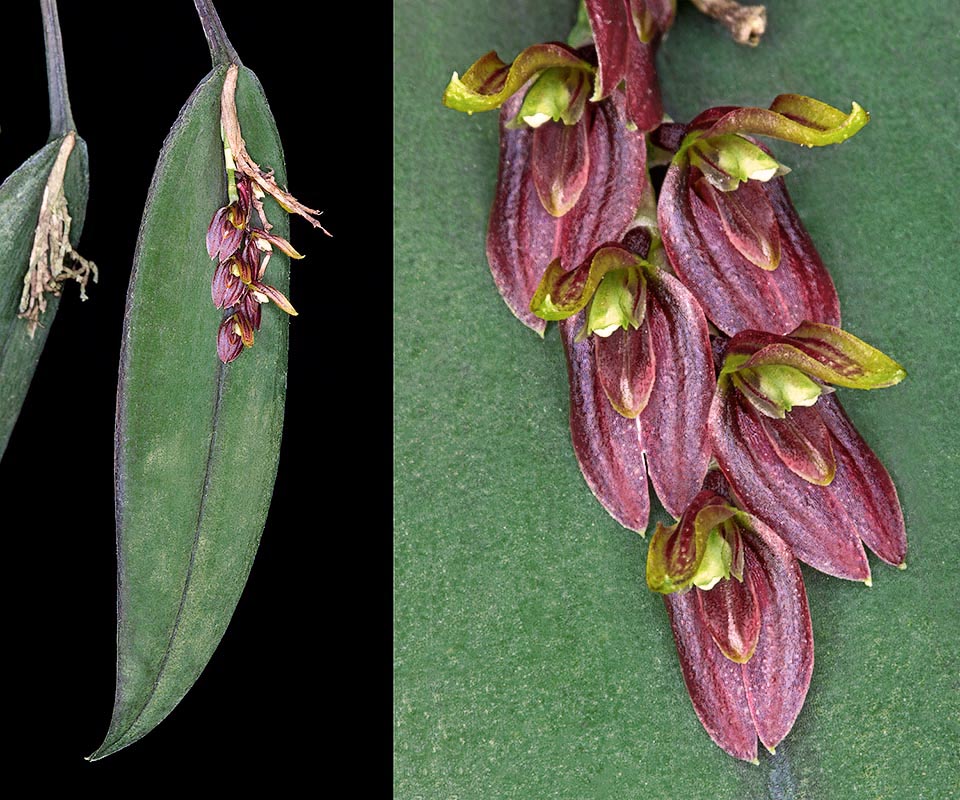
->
[[0, 135, 89, 457], [90, 66, 290, 759]]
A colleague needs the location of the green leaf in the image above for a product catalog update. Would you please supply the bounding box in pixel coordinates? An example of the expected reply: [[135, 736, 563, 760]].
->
[[0, 135, 89, 458], [89, 65, 290, 760]]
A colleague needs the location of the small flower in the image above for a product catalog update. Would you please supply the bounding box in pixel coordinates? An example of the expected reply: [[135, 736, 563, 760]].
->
[[441, 16, 668, 333], [531, 234, 713, 523], [657, 95, 869, 335], [709, 322, 907, 581], [648, 483, 814, 763]]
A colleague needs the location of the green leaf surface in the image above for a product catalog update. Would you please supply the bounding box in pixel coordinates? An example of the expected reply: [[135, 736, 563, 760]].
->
[[396, 0, 958, 796], [0, 135, 88, 457], [90, 65, 289, 760]]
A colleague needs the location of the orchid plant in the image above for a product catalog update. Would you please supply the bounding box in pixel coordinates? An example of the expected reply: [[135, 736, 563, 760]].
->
[[442, 0, 907, 762]]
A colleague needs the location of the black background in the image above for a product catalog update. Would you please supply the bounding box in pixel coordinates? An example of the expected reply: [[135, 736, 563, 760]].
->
[[3, 1, 390, 783]]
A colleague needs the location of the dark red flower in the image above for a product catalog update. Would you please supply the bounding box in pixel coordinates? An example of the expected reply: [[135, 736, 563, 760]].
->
[[709, 323, 907, 581], [657, 95, 869, 336], [648, 484, 814, 763]]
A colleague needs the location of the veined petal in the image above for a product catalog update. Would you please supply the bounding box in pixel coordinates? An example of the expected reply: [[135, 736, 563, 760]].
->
[[250, 280, 297, 316], [817, 394, 907, 567], [561, 317, 650, 532], [442, 44, 593, 115], [659, 163, 839, 335], [646, 490, 737, 594], [709, 386, 871, 581], [488, 91, 647, 334], [702, 95, 869, 146], [733, 322, 906, 390], [664, 590, 759, 763], [740, 520, 814, 754], [585, 0, 665, 131], [697, 568, 761, 664], [755, 404, 837, 485], [694, 177, 781, 270], [638, 269, 714, 517], [532, 118, 591, 216], [530, 245, 643, 321], [594, 315, 656, 417]]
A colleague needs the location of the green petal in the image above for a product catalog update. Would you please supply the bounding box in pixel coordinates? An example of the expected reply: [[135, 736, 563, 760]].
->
[[506, 67, 591, 128], [704, 94, 869, 147], [530, 245, 645, 322], [687, 133, 790, 192], [731, 364, 825, 418], [742, 322, 907, 390], [647, 499, 739, 595], [442, 44, 594, 115]]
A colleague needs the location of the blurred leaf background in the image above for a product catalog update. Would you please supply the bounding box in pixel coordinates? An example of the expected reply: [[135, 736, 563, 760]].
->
[[394, 1, 958, 796]]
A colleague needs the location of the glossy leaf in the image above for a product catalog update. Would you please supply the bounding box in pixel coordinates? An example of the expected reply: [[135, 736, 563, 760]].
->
[[561, 316, 649, 533], [91, 65, 291, 759], [0, 137, 88, 458]]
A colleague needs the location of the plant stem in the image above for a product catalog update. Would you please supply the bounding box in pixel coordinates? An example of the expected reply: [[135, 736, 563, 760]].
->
[[193, 0, 241, 67], [40, 0, 74, 139]]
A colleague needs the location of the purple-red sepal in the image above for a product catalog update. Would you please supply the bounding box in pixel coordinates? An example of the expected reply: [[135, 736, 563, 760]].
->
[[637, 269, 713, 517], [659, 162, 840, 336], [664, 504, 813, 762], [561, 317, 650, 532], [488, 90, 647, 334], [710, 386, 906, 580], [584, 0, 674, 131]]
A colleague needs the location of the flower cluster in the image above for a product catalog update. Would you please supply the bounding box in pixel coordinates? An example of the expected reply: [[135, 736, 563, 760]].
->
[[204, 64, 328, 365], [206, 173, 298, 364], [443, 1, 906, 762]]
